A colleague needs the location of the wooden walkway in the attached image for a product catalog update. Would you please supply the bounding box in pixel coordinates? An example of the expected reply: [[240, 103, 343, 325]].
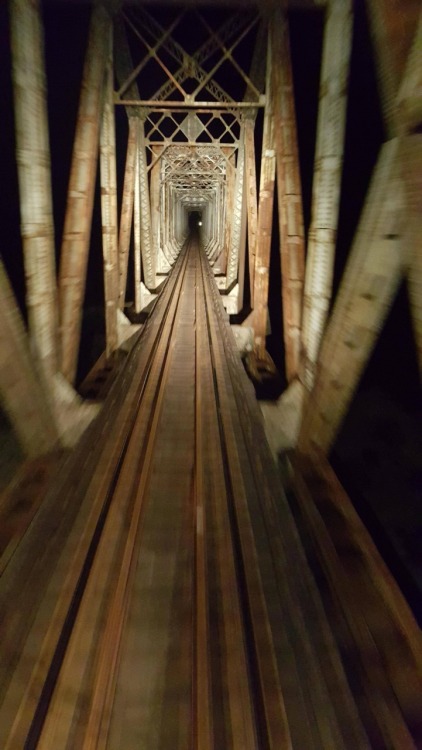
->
[[0, 240, 419, 748]]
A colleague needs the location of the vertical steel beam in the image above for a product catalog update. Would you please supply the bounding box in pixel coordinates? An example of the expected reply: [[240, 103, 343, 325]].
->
[[118, 117, 137, 310], [237, 167, 248, 310], [10, 0, 59, 383], [133, 123, 142, 312], [222, 151, 236, 275], [0, 260, 59, 457], [300, 0, 353, 390], [226, 129, 246, 289], [151, 148, 161, 258], [59, 4, 111, 383], [271, 8, 305, 382], [252, 27, 276, 358], [244, 118, 258, 306], [218, 181, 225, 261], [99, 27, 119, 357], [298, 139, 405, 456], [138, 121, 155, 289], [150, 145, 162, 266]]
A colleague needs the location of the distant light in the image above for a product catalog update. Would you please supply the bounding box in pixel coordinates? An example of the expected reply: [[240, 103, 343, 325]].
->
[[198, 220, 202, 226]]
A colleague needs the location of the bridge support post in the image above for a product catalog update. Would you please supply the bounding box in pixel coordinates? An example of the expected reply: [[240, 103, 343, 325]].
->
[[271, 9, 305, 382], [133, 123, 142, 312], [151, 146, 163, 272], [221, 151, 236, 276], [0, 260, 59, 457], [10, 0, 59, 384], [252, 27, 276, 358], [244, 118, 258, 307], [300, 0, 353, 390], [118, 118, 137, 311], [161, 181, 169, 266], [210, 176, 222, 267], [298, 139, 405, 455], [58, 5, 111, 383], [100, 26, 119, 358], [138, 122, 155, 290]]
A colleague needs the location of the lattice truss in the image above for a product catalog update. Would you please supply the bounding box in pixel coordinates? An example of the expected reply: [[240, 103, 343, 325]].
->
[[115, 4, 263, 158], [162, 146, 226, 252], [114, 4, 265, 284], [162, 146, 226, 191]]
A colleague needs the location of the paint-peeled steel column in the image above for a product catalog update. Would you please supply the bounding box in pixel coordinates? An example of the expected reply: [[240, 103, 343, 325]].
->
[[10, 0, 59, 382], [118, 117, 137, 310], [138, 121, 155, 290], [226, 128, 246, 288], [244, 118, 258, 306], [133, 122, 142, 313], [237, 166, 248, 310], [222, 152, 236, 275], [271, 8, 305, 382], [252, 29, 276, 358], [150, 146, 162, 265], [0, 260, 59, 457], [298, 139, 405, 455], [59, 4, 111, 383], [99, 28, 119, 357], [300, 0, 352, 390]]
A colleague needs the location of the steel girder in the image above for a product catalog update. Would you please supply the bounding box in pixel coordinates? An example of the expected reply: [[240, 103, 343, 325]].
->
[[10, 0, 60, 384]]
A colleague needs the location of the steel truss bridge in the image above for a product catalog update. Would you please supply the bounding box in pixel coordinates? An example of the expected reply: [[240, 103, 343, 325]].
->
[[0, 0, 421, 747]]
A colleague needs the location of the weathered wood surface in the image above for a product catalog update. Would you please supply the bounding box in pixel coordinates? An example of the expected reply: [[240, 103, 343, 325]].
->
[[0, 239, 411, 749]]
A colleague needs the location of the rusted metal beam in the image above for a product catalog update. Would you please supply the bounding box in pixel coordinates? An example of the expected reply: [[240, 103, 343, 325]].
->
[[226, 129, 245, 289], [133, 123, 142, 312], [138, 121, 155, 290], [403, 134, 422, 375], [135, 8, 250, 104], [222, 151, 236, 276], [59, 4, 111, 384], [115, 99, 265, 109], [100, 28, 119, 358], [271, 8, 305, 382], [241, 20, 265, 307], [118, 118, 137, 310], [252, 26, 276, 358], [0, 260, 59, 457], [116, 14, 182, 99], [300, 0, 353, 390], [10, 0, 59, 383], [150, 145, 162, 278], [366, 0, 421, 135], [244, 119, 258, 306], [298, 138, 406, 455], [237, 166, 248, 312]]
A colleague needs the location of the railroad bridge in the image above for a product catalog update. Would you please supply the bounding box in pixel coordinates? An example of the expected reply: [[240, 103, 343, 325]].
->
[[0, 0, 421, 747]]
